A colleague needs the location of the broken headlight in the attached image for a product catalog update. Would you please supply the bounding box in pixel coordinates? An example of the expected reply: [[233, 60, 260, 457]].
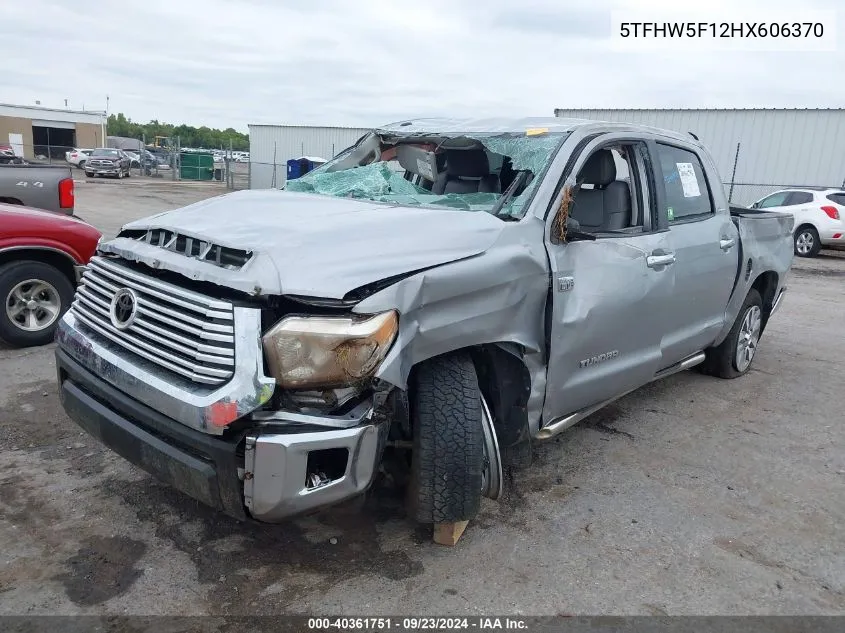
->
[[262, 311, 398, 389]]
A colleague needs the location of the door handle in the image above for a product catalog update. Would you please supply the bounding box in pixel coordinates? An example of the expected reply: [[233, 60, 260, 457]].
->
[[646, 252, 676, 269], [719, 238, 736, 251]]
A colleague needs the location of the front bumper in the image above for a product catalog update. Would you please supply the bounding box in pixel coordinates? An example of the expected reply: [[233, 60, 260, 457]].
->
[[57, 348, 387, 522], [86, 164, 122, 175]]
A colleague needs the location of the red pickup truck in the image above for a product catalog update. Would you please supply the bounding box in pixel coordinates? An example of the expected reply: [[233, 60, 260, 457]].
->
[[0, 203, 100, 347]]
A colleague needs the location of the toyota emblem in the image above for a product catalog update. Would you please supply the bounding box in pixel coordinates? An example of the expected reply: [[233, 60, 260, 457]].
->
[[110, 288, 138, 330]]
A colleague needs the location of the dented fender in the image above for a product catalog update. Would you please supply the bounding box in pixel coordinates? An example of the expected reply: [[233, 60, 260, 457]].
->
[[353, 217, 551, 435]]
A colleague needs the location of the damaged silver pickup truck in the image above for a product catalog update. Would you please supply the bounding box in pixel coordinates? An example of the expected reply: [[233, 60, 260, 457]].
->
[[56, 118, 793, 530]]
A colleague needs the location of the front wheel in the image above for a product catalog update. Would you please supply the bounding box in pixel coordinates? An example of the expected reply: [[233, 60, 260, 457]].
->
[[794, 226, 821, 257], [0, 261, 74, 347], [408, 352, 502, 524], [700, 289, 763, 379]]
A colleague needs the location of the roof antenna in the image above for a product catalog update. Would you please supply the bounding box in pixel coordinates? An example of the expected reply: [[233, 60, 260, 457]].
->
[[689, 131, 700, 141]]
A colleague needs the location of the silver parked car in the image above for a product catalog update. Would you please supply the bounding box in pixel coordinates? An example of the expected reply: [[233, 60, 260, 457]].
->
[[55, 118, 793, 537]]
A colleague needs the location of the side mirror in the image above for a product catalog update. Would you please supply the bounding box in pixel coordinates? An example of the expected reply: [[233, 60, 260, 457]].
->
[[750, 201, 760, 209], [566, 217, 582, 233]]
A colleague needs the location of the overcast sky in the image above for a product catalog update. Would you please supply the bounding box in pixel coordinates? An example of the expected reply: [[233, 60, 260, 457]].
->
[[1, 0, 842, 131]]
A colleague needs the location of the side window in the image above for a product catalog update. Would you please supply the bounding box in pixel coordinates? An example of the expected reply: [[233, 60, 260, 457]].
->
[[656, 143, 713, 222], [826, 193, 845, 206], [786, 191, 813, 205], [569, 142, 650, 234], [758, 192, 790, 208]]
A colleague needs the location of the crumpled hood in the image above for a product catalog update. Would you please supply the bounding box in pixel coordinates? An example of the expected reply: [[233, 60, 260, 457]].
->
[[103, 189, 506, 299]]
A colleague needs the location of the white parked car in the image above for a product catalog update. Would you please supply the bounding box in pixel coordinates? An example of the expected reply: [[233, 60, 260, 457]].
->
[[751, 188, 845, 257], [65, 148, 93, 169]]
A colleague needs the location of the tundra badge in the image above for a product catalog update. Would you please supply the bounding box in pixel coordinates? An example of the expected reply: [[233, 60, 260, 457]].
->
[[580, 350, 619, 368]]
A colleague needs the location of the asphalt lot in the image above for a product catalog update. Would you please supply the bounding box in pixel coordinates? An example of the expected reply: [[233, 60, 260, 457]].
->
[[1, 180, 844, 615]]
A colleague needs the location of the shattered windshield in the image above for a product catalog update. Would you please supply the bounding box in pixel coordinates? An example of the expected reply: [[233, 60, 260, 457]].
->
[[284, 130, 567, 218]]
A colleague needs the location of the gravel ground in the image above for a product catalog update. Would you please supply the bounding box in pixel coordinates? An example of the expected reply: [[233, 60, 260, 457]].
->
[[0, 180, 843, 616]]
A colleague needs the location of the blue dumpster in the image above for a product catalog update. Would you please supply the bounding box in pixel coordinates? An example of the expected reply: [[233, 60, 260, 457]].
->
[[286, 156, 327, 180]]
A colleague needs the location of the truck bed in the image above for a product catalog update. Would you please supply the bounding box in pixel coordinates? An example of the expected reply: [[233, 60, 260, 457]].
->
[[0, 163, 75, 214]]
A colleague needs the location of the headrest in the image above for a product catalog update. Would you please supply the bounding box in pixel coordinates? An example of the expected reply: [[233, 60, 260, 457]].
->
[[445, 149, 490, 178], [578, 149, 616, 187]]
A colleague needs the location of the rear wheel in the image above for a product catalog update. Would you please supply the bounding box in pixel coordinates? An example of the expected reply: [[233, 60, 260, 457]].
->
[[700, 289, 763, 379], [78, 160, 86, 170], [409, 352, 501, 524], [0, 261, 74, 347], [794, 225, 821, 257]]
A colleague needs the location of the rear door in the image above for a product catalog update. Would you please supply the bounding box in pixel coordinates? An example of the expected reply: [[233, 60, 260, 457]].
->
[[652, 141, 740, 366]]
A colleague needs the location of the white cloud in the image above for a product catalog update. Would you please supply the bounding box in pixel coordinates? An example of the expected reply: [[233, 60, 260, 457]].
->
[[1, 0, 842, 131]]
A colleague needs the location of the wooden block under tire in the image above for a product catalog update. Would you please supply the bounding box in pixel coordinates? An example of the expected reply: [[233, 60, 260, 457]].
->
[[433, 521, 469, 546]]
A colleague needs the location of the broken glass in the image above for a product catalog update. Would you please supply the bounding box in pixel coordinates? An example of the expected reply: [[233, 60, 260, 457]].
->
[[284, 132, 566, 218]]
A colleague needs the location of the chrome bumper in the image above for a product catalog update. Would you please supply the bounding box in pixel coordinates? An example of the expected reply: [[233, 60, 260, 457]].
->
[[244, 424, 384, 522], [56, 309, 276, 435], [56, 339, 386, 522]]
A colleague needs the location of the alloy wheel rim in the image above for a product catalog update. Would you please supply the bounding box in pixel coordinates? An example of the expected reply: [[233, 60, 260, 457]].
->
[[796, 231, 814, 254], [5, 278, 61, 332], [735, 305, 762, 372], [480, 394, 503, 500]]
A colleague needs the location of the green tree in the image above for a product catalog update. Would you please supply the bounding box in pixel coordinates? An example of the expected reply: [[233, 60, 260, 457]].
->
[[106, 113, 250, 151]]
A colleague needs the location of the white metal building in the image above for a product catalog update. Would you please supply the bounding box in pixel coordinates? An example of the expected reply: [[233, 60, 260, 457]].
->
[[248, 124, 368, 189], [553, 108, 845, 205]]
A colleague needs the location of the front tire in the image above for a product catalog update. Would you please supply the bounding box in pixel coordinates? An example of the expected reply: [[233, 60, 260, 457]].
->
[[409, 352, 487, 524], [794, 225, 821, 257], [700, 289, 763, 379], [0, 261, 74, 347]]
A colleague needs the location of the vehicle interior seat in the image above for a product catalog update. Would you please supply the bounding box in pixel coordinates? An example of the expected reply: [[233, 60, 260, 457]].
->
[[571, 149, 632, 231], [433, 149, 500, 195]]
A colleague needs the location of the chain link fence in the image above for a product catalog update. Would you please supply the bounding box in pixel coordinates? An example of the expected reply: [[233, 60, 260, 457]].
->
[[2, 140, 248, 189], [723, 182, 843, 208]]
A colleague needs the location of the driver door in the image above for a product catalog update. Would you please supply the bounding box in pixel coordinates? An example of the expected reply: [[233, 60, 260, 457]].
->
[[542, 138, 674, 423]]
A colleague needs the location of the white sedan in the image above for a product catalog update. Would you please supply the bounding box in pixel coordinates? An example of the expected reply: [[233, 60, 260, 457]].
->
[[751, 188, 845, 257]]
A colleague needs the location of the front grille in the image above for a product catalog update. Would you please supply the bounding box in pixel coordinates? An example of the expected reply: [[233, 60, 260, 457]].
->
[[89, 159, 116, 168], [119, 228, 252, 270], [71, 256, 236, 386]]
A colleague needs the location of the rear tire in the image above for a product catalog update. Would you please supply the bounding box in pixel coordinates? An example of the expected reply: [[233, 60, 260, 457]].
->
[[78, 160, 86, 170], [0, 261, 74, 347], [794, 225, 821, 257], [700, 289, 763, 379], [409, 352, 485, 524]]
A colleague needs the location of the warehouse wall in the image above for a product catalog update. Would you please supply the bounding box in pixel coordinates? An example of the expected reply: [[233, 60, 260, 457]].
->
[[0, 116, 34, 158], [248, 125, 369, 189], [553, 109, 845, 205], [75, 123, 103, 149]]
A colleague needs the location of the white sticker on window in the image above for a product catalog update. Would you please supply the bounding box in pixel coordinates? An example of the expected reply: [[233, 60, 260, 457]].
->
[[676, 162, 700, 198]]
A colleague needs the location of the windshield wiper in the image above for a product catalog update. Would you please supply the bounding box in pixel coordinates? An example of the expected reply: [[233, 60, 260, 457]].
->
[[491, 171, 528, 217]]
